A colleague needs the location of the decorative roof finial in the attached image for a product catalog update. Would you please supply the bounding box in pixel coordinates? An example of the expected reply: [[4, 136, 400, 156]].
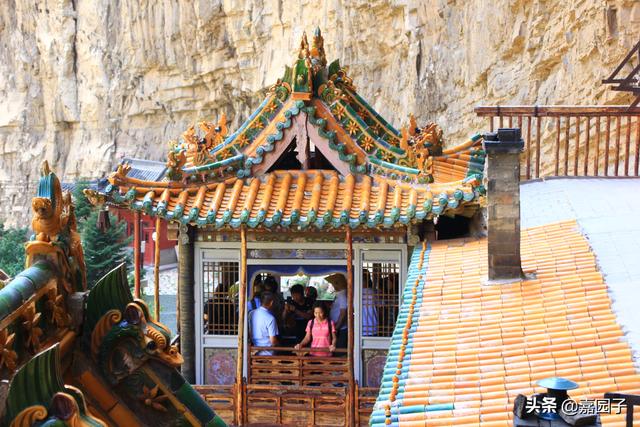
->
[[409, 114, 418, 137], [310, 27, 327, 68], [298, 31, 310, 59], [41, 160, 51, 177]]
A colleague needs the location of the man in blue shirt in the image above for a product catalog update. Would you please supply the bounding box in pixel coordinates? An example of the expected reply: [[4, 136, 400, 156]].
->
[[250, 292, 279, 355]]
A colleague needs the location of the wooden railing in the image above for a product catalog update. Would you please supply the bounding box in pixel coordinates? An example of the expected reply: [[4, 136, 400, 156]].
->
[[475, 106, 640, 180], [244, 383, 348, 426], [356, 385, 379, 426], [196, 378, 377, 426], [248, 346, 349, 387], [194, 384, 237, 425]]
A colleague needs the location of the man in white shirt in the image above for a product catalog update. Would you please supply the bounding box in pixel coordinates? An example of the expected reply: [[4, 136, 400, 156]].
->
[[249, 292, 279, 355], [326, 273, 348, 350]]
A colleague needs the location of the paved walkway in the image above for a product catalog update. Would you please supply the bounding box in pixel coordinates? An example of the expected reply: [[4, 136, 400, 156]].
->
[[521, 178, 640, 363]]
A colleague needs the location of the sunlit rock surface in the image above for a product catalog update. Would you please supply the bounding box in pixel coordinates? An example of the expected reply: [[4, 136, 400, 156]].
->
[[1, 0, 639, 225]]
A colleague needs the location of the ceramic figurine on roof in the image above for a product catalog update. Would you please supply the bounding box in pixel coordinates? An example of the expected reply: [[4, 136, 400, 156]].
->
[[0, 163, 226, 426], [96, 28, 486, 230], [27, 160, 87, 292], [310, 27, 327, 71]]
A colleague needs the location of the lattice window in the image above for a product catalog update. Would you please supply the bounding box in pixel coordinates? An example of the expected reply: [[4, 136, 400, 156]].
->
[[361, 262, 400, 337], [203, 261, 240, 335]]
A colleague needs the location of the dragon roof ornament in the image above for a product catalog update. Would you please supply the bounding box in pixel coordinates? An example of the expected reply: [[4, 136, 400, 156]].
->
[[0, 163, 226, 426], [94, 29, 486, 228], [143, 27, 483, 187]]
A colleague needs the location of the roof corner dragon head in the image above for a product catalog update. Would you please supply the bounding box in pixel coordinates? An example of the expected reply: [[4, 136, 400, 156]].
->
[[82, 264, 222, 426], [86, 265, 184, 386]]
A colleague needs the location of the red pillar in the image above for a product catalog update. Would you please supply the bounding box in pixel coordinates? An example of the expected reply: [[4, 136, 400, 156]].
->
[[133, 211, 141, 298], [154, 216, 161, 321], [346, 227, 355, 426]]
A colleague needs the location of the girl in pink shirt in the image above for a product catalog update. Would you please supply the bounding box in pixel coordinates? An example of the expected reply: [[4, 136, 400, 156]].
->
[[294, 303, 337, 357]]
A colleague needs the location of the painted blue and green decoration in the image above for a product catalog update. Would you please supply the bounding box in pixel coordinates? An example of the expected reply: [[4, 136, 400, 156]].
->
[[156, 27, 485, 185], [94, 27, 486, 234], [0, 162, 226, 426]]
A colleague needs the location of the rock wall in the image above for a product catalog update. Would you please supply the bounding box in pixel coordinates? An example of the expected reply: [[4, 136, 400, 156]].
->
[[1, 0, 638, 226]]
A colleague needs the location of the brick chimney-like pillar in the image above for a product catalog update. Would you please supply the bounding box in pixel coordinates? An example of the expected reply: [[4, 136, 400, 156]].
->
[[483, 128, 525, 282]]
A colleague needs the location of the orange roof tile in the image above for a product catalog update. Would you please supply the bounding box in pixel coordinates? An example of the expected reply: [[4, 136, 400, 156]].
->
[[100, 169, 483, 229], [92, 31, 488, 225], [373, 221, 640, 426]]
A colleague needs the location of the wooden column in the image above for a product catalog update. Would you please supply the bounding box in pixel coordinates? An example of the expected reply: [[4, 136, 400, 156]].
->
[[236, 226, 247, 425], [133, 211, 141, 298], [346, 227, 355, 426], [178, 224, 195, 383], [154, 217, 161, 322]]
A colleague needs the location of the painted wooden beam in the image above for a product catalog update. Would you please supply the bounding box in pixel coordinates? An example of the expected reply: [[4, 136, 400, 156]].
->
[[133, 211, 141, 299], [236, 225, 248, 425], [154, 216, 161, 321]]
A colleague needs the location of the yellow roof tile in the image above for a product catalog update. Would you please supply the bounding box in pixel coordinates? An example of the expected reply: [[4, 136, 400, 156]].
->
[[104, 169, 482, 229], [374, 220, 639, 426]]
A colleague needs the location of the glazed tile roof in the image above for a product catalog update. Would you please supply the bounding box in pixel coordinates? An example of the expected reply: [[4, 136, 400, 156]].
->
[[99, 169, 482, 229], [373, 221, 640, 426], [93, 29, 487, 226], [119, 157, 167, 182]]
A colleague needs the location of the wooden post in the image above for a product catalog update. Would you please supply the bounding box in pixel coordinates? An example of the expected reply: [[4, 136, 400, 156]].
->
[[178, 224, 195, 383], [355, 381, 360, 426], [154, 217, 161, 322], [236, 226, 247, 425], [346, 227, 355, 426], [133, 211, 141, 298]]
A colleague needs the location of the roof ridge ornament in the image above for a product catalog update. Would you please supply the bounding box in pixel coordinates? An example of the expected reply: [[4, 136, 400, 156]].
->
[[408, 114, 418, 137], [310, 27, 327, 70], [298, 31, 310, 60], [41, 159, 51, 177], [28, 162, 87, 291], [292, 31, 314, 100], [200, 114, 228, 150], [166, 148, 187, 181]]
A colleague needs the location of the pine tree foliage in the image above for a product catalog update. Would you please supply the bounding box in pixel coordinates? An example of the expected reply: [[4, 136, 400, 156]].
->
[[0, 180, 134, 288], [81, 209, 133, 287], [0, 223, 28, 278], [72, 180, 94, 223]]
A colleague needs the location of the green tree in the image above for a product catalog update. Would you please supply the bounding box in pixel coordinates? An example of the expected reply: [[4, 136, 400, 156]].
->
[[72, 180, 94, 224], [0, 223, 28, 278], [81, 210, 133, 287], [71, 180, 141, 290]]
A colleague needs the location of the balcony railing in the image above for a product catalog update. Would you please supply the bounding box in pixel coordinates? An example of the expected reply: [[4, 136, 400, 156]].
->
[[244, 383, 348, 426], [195, 381, 377, 426], [194, 384, 237, 425], [248, 346, 349, 387], [475, 105, 640, 180], [355, 384, 379, 426]]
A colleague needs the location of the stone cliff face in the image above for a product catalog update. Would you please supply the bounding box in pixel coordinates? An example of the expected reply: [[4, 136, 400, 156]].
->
[[0, 0, 638, 225]]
